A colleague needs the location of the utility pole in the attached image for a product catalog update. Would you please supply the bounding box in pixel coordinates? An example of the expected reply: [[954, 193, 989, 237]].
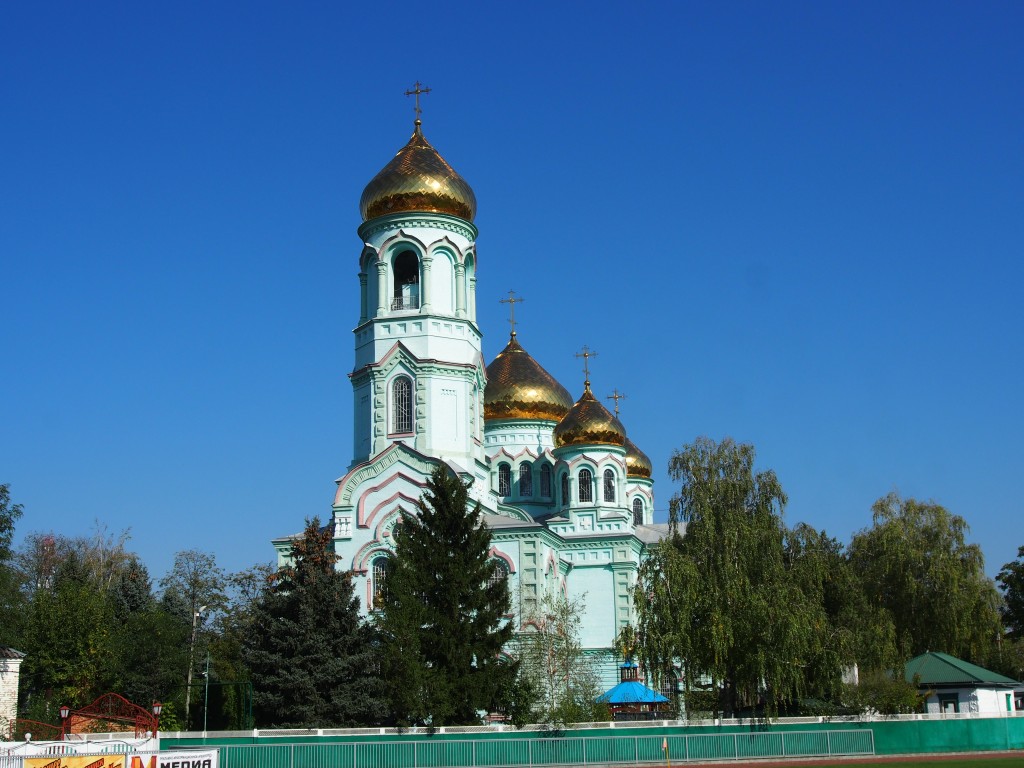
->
[[185, 605, 207, 728], [203, 652, 211, 733]]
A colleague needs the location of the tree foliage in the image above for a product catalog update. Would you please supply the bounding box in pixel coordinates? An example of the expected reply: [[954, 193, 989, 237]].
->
[[997, 546, 1024, 641], [849, 492, 1001, 662], [377, 465, 524, 726], [518, 592, 606, 727], [635, 438, 833, 717], [243, 518, 385, 727]]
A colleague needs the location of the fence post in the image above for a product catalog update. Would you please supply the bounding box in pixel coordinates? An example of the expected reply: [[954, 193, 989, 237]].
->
[[414, 740, 418, 768], [826, 731, 831, 756], [473, 740, 477, 768], [634, 735, 638, 764], [291, 743, 295, 768], [733, 733, 738, 760]]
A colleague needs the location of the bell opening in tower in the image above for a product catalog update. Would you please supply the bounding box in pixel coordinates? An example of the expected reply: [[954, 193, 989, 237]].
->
[[392, 250, 420, 311]]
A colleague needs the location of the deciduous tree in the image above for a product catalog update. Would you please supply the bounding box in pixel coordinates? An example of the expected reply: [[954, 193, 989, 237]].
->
[[997, 546, 1024, 640], [848, 493, 1001, 663], [635, 437, 825, 717]]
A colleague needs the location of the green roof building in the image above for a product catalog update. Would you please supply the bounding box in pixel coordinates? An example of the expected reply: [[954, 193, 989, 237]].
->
[[905, 652, 1023, 715]]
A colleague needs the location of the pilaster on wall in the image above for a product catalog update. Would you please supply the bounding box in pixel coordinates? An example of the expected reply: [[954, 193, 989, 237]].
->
[[0, 650, 25, 734], [518, 539, 541, 623]]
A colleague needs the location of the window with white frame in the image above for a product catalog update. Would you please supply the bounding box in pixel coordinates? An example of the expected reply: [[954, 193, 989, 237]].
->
[[392, 376, 413, 434], [603, 468, 615, 502], [487, 559, 509, 589], [372, 556, 391, 608], [540, 465, 552, 498], [578, 468, 593, 503], [497, 463, 511, 496], [632, 498, 644, 526], [561, 473, 570, 506], [519, 463, 533, 497]]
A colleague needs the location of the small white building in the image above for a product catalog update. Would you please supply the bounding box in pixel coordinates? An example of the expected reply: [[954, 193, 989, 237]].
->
[[905, 651, 1023, 715]]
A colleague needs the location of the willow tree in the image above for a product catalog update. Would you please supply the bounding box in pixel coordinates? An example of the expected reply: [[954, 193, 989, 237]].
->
[[635, 438, 824, 717], [849, 493, 1001, 663]]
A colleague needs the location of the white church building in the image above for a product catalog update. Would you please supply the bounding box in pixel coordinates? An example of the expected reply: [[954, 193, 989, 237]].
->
[[274, 109, 668, 688]]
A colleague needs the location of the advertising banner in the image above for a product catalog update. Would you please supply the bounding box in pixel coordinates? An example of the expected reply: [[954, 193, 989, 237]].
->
[[26, 757, 127, 768]]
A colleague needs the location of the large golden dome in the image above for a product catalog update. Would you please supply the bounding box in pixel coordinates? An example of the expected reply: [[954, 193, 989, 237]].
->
[[484, 335, 574, 422], [624, 437, 653, 478], [553, 385, 627, 448], [360, 124, 477, 222]]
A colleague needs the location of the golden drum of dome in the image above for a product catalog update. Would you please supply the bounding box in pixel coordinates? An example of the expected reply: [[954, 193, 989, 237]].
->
[[624, 437, 653, 479], [360, 126, 477, 222], [484, 336, 574, 422], [553, 387, 627, 448]]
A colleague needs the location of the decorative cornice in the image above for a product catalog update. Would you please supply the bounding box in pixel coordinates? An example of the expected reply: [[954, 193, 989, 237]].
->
[[358, 213, 477, 243]]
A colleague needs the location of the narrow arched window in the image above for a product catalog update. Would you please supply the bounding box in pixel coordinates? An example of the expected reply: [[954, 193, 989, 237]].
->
[[392, 250, 420, 310], [578, 469, 593, 503], [660, 669, 678, 701], [603, 469, 615, 503], [540, 465, 552, 498], [372, 556, 391, 608], [519, 463, 533, 497], [392, 376, 412, 434], [561, 473, 570, 506], [632, 498, 644, 526], [487, 559, 509, 589], [497, 463, 511, 496]]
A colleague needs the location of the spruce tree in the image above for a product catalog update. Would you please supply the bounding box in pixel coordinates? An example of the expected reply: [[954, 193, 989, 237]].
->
[[244, 518, 386, 727], [377, 465, 523, 726]]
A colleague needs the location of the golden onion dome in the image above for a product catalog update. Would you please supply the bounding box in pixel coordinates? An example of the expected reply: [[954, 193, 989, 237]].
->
[[553, 384, 627, 448], [360, 123, 477, 222], [624, 437, 653, 479], [484, 335, 574, 422]]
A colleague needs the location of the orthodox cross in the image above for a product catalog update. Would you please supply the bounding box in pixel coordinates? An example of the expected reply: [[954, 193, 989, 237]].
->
[[606, 388, 627, 415], [405, 81, 431, 124], [499, 290, 524, 337], [575, 345, 598, 387]]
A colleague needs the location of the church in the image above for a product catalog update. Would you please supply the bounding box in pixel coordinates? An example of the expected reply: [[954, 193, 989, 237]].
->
[[273, 102, 668, 689]]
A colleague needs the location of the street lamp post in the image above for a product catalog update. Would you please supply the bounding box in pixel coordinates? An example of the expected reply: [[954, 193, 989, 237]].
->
[[152, 701, 162, 738], [185, 605, 207, 728], [59, 705, 70, 740]]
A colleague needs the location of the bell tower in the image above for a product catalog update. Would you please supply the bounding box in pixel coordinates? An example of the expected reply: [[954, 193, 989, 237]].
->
[[350, 96, 485, 473]]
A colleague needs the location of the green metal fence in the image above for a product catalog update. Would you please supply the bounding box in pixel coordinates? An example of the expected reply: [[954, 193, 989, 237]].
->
[[205, 729, 873, 768]]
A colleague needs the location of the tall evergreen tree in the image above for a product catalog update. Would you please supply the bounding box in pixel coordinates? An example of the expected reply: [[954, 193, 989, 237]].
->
[[377, 465, 523, 726], [243, 518, 385, 727]]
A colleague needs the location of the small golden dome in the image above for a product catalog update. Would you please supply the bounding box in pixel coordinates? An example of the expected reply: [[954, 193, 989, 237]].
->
[[485, 335, 574, 422], [360, 124, 476, 222], [553, 385, 627, 448], [624, 437, 653, 479]]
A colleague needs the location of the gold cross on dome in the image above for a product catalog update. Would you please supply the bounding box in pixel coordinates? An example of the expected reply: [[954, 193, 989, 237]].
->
[[575, 345, 598, 387], [499, 290, 524, 337], [404, 81, 432, 124], [606, 389, 627, 415]]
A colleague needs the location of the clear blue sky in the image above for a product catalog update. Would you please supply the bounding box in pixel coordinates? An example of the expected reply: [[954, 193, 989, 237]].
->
[[2, 2, 1021, 582]]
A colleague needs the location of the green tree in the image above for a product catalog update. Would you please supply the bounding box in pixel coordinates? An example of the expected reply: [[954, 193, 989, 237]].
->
[[0, 484, 26, 647], [243, 519, 385, 727], [518, 592, 606, 727], [848, 492, 1001, 663], [377, 465, 524, 726], [635, 437, 825, 717], [997, 546, 1024, 641], [160, 549, 227, 728]]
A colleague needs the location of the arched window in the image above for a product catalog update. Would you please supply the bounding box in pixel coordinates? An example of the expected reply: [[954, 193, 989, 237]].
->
[[392, 250, 419, 310], [560, 473, 570, 506], [578, 469, 593, 503], [372, 556, 391, 608], [487, 559, 509, 589], [632, 498, 644, 526], [603, 469, 615, 503], [660, 669, 678, 701], [392, 376, 413, 434], [540, 465, 552, 498], [519, 463, 533, 497], [497, 463, 511, 496]]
